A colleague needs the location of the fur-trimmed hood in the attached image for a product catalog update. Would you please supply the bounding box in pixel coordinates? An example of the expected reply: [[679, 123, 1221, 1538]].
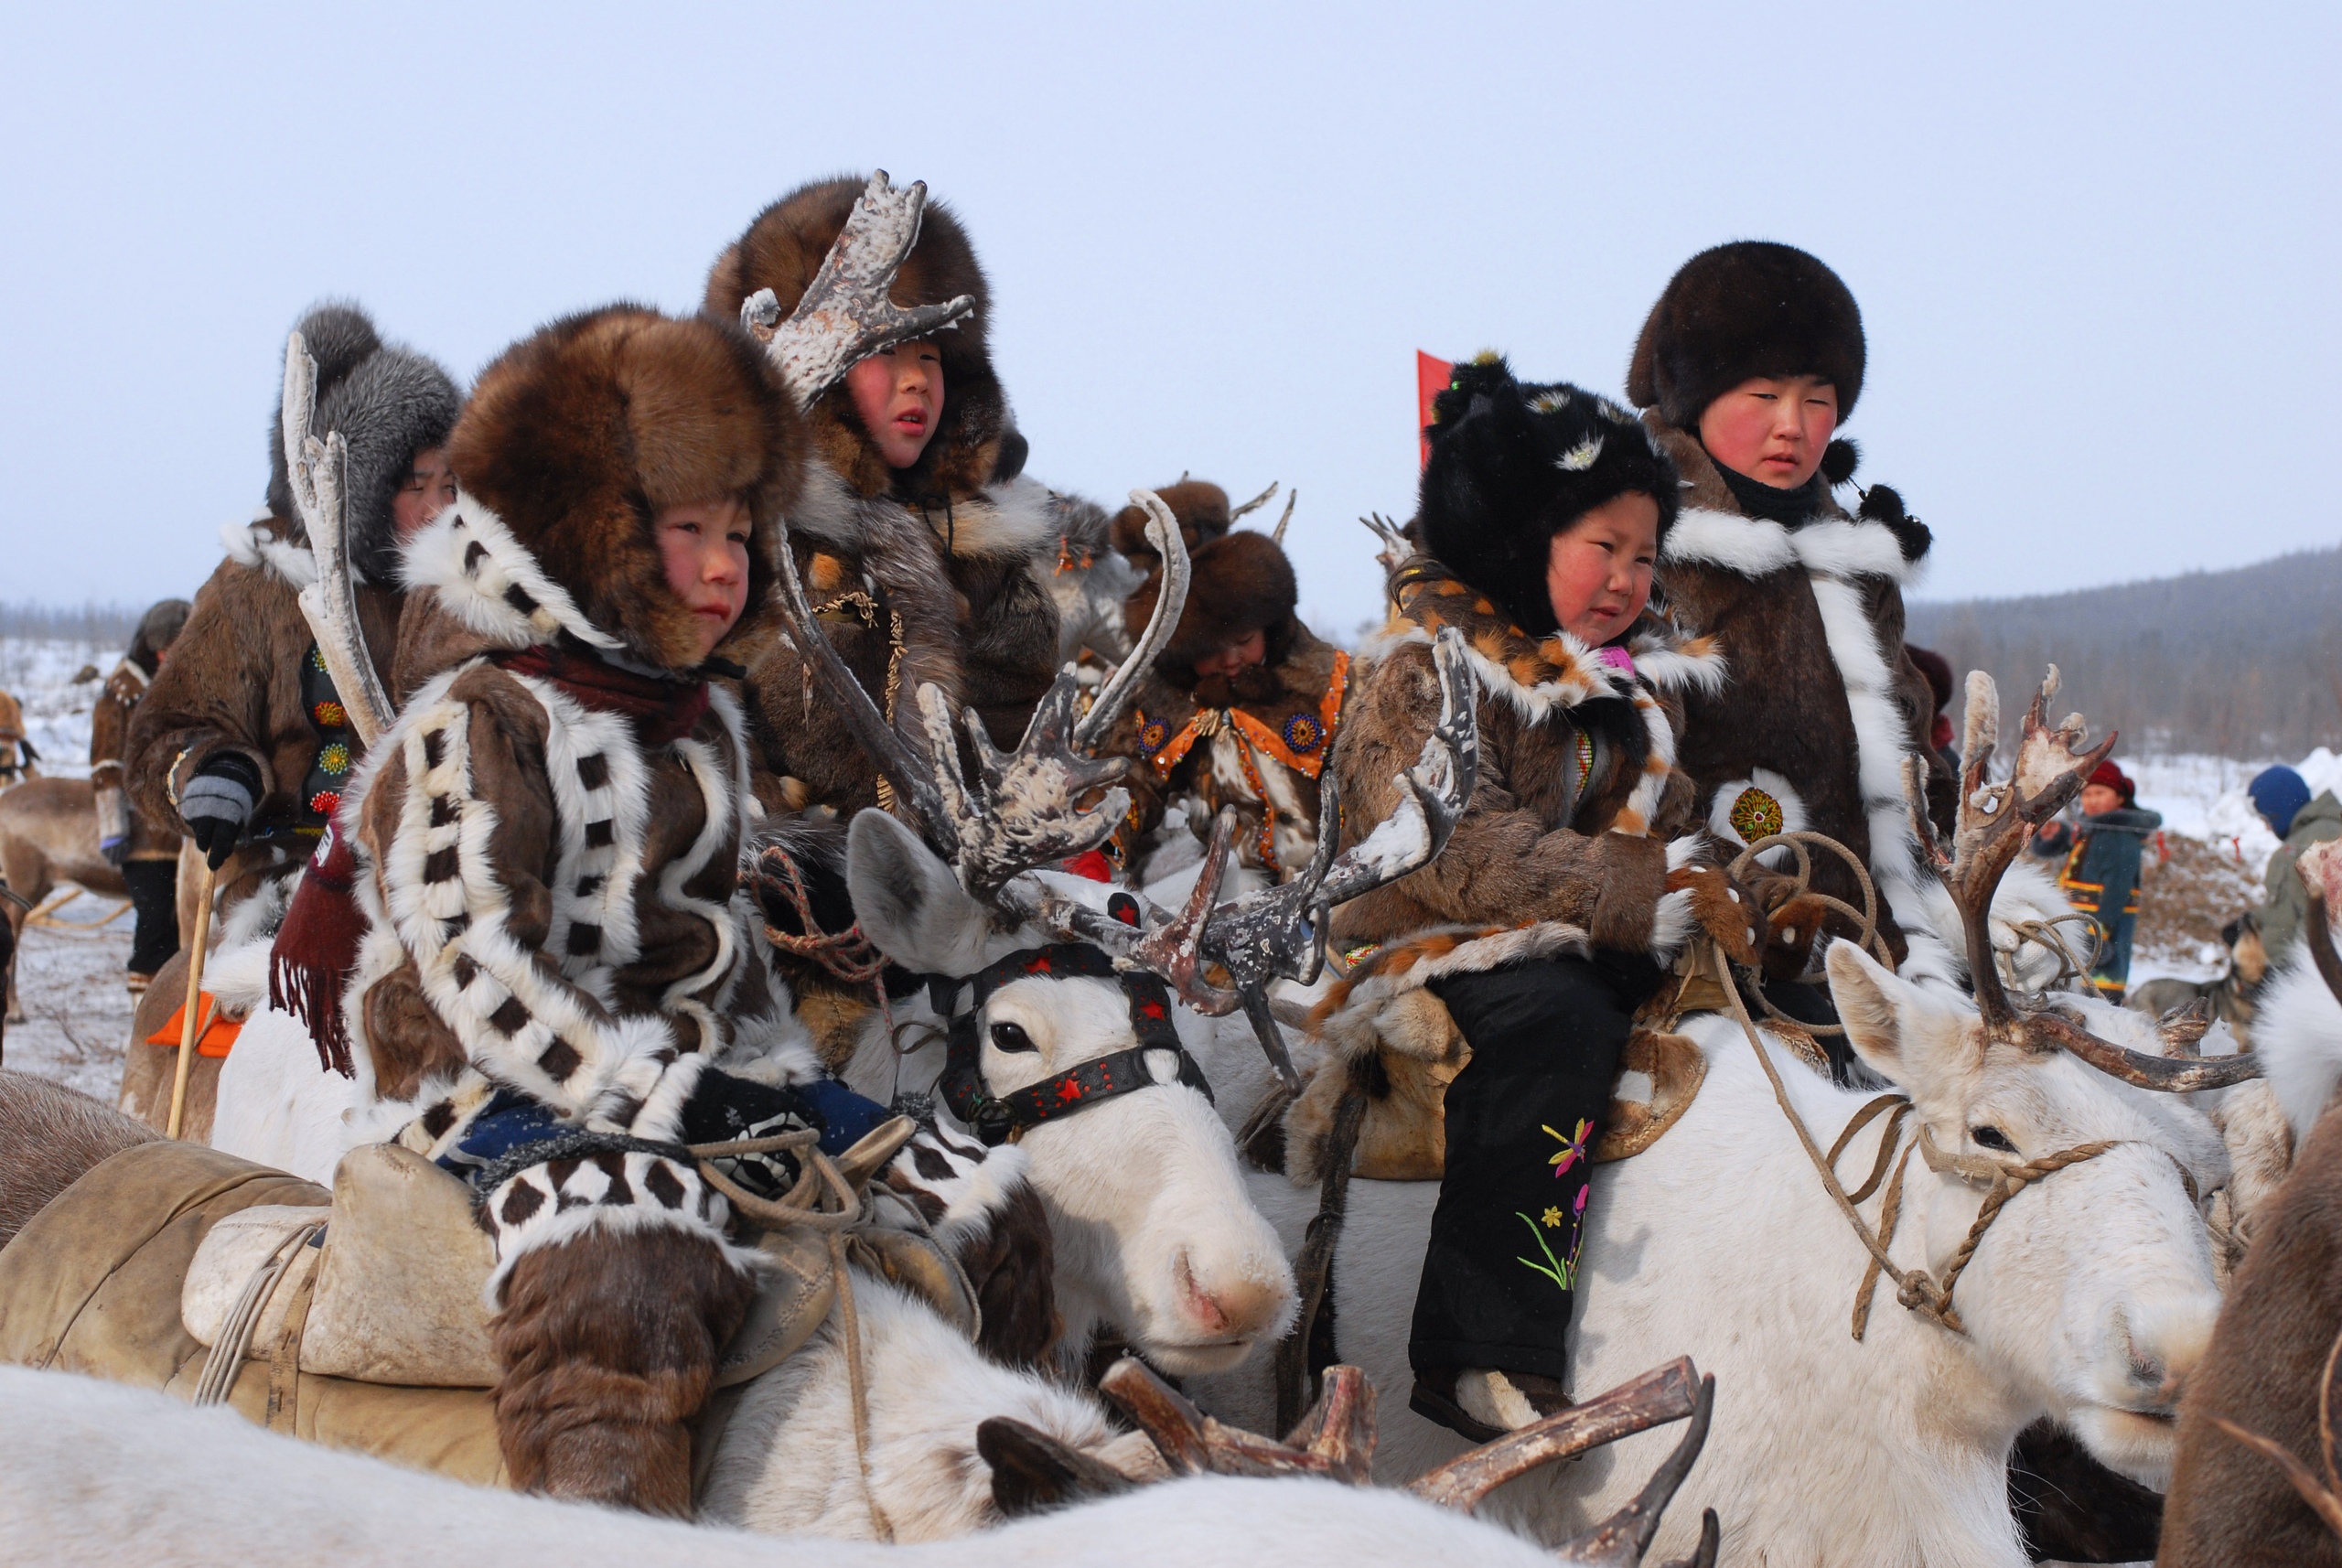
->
[[436, 305, 802, 675], [264, 302, 462, 585], [1418, 359, 1680, 639], [1628, 242, 1865, 428], [703, 175, 1009, 506]]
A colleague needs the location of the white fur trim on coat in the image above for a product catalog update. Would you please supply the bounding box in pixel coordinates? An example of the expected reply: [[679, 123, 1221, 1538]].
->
[[399, 497, 624, 651], [220, 519, 319, 590]]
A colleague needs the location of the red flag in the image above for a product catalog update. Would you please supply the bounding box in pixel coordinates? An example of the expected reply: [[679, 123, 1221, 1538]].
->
[[1416, 351, 1454, 469]]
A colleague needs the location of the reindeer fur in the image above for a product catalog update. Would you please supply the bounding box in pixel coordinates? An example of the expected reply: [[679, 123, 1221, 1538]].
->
[[0, 1364, 1563, 1567], [0, 1071, 157, 1250]]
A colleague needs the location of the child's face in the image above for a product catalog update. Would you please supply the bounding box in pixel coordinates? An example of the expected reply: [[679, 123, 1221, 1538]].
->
[[1545, 491, 1659, 645], [844, 340, 945, 469], [1191, 628, 1269, 680], [392, 446, 458, 542], [655, 497, 751, 664], [2080, 783, 2123, 816], [1697, 375, 1839, 489]]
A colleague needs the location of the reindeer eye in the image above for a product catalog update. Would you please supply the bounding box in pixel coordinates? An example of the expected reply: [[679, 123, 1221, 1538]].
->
[[1971, 1125, 2015, 1153], [989, 1021, 1038, 1054]]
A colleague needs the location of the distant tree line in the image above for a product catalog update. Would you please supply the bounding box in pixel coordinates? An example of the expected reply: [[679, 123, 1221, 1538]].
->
[[1907, 546, 2342, 760], [0, 602, 141, 645]]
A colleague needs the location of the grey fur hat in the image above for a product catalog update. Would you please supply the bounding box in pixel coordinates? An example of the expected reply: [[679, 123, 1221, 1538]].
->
[[264, 301, 463, 584]]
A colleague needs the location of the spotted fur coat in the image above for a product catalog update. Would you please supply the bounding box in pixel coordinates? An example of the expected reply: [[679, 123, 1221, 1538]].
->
[[1329, 557, 1724, 968], [1647, 420, 1958, 958], [339, 502, 790, 1289]]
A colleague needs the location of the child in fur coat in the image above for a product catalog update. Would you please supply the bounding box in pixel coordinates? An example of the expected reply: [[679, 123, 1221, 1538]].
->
[[332, 305, 1029, 1516], [1328, 360, 1787, 1441]]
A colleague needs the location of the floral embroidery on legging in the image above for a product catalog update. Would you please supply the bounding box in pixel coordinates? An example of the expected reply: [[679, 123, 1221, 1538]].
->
[[1517, 1118, 1597, 1295]]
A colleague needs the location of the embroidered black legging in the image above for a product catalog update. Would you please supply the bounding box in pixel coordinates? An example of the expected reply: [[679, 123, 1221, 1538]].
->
[[1412, 950, 1661, 1385]]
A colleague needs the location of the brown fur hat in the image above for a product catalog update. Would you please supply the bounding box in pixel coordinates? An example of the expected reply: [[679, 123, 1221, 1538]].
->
[[703, 176, 1007, 504], [1126, 529, 1299, 672], [1109, 479, 1234, 565], [447, 305, 802, 672], [1627, 242, 1865, 428]]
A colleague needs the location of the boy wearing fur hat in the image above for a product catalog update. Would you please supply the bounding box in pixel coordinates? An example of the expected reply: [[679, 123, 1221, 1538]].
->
[[1628, 243, 1958, 976], [1101, 480, 1348, 881], [1327, 360, 1774, 1439], [329, 306, 843, 1512], [704, 177, 1062, 1052], [88, 596, 192, 991], [119, 304, 459, 1133]]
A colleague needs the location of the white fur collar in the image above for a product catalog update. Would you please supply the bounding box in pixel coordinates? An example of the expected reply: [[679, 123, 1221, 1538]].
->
[[400, 494, 623, 652], [220, 518, 317, 590], [1661, 506, 1920, 587], [790, 463, 1056, 563]]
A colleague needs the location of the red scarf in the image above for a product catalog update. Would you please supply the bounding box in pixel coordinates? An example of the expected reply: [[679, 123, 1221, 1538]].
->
[[491, 643, 712, 746]]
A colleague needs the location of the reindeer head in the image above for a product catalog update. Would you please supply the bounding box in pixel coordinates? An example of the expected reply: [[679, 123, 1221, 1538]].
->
[[1821, 669, 2250, 1487]]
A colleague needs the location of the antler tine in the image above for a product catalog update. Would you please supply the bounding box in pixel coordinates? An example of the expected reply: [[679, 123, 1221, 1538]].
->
[[2159, 999, 2211, 1058], [282, 332, 394, 746], [1407, 1358, 1700, 1515], [1074, 490, 1191, 752], [916, 678, 1132, 899], [1272, 489, 1298, 546], [2303, 840, 2342, 1010], [1280, 1364, 1377, 1485], [1657, 1512, 1722, 1568], [769, 513, 952, 853], [1553, 1373, 1718, 1566], [743, 169, 975, 410], [1228, 480, 1280, 521], [1097, 1356, 1355, 1482], [2028, 1008, 2263, 1091], [1360, 511, 1411, 574], [1124, 807, 1242, 1013]]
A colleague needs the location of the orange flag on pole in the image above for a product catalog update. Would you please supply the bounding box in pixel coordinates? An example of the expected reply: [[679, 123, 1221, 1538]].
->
[[1416, 351, 1454, 469]]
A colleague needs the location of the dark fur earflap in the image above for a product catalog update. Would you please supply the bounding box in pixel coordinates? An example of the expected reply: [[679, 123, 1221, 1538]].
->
[[1108, 479, 1234, 564], [1821, 437, 1860, 487], [1857, 482, 1930, 562], [264, 302, 462, 583], [703, 175, 1006, 505], [1126, 529, 1298, 671], [448, 305, 804, 672], [1627, 242, 1866, 428], [1416, 358, 1680, 639]]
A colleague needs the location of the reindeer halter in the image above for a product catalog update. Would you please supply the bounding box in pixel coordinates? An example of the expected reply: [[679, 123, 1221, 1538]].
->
[[933, 943, 1215, 1147]]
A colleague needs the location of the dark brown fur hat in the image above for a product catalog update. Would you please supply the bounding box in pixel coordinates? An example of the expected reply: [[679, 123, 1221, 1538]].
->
[[447, 305, 802, 672], [703, 176, 1007, 504], [1109, 480, 1234, 564], [1627, 242, 1865, 428], [1126, 529, 1299, 672]]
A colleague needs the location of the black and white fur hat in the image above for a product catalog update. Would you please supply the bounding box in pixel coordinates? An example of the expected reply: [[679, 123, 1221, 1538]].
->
[[1416, 357, 1679, 639], [263, 301, 463, 585]]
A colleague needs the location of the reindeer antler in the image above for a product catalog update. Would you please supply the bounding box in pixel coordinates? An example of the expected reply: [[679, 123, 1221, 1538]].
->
[[1360, 512, 1411, 575], [283, 332, 394, 746], [1910, 668, 2261, 1092], [1072, 491, 1190, 754], [741, 170, 976, 410], [2300, 838, 2342, 1011], [1227, 481, 1280, 522]]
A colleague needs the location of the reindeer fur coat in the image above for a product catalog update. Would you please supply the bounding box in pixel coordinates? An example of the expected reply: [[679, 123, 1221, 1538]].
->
[[1649, 420, 1958, 958], [1329, 559, 1721, 968]]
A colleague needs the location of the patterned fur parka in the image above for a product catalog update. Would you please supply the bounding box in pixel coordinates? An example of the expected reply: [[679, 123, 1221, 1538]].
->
[[1330, 557, 1724, 967]]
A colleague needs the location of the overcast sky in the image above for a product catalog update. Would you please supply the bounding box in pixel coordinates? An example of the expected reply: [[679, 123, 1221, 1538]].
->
[[3, 3, 2335, 636]]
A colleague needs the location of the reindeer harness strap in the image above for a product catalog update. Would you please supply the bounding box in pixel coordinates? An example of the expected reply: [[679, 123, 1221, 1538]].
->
[[933, 943, 1214, 1147]]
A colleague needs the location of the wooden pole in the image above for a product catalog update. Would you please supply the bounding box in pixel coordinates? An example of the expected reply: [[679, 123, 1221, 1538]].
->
[[166, 859, 220, 1141]]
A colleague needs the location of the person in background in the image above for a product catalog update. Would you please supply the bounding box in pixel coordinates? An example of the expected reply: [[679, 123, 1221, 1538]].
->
[[2047, 759, 2162, 1003], [1907, 645, 1959, 776], [89, 597, 192, 992], [0, 689, 35, 787], [2249, 764, 2342, 971]]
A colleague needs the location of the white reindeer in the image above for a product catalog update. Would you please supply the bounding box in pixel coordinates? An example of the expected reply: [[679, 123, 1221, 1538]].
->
[[1189, 672, 2263, 1566], [0, 1365, 1571, 1568]]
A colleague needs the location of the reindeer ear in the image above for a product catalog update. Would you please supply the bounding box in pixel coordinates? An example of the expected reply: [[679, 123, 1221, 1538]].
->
[[846, 808, 996, 976], [1828, 940, 1910, 1077]]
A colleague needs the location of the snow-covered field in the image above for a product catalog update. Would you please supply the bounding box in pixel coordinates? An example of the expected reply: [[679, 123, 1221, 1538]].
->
[[1, 635, 2335, 1090], [2, 636, 135, 1094]]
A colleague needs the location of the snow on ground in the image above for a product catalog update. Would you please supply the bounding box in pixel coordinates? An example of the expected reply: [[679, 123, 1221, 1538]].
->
[[0, 636, 121, 775], [5, 887, 135, 1099]]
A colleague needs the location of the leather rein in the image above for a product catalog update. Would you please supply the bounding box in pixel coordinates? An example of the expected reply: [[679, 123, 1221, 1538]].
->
[[932, 942, 1215, 1147]]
